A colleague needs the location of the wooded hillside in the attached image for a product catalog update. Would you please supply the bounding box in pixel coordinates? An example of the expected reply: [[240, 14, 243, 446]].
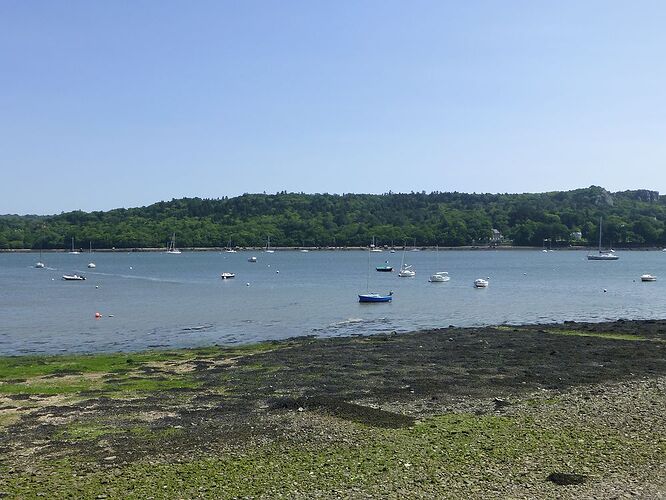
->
[[2, 186, 664, 249]]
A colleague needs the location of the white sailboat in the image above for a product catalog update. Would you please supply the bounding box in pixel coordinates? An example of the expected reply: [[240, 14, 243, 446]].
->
[[265, 235, 275, 253], [69, 237, 80, 255], [166, 233, 181, 254], [474, 278, 489, 288], [429, 245, 450, 282], [587, 217, 618, 261], [225, 237, 237, 253], [370, 236, 383, 252], [87, 242, 96, 268], [35, 244, 45, 269], [398, 244, 415, 277]]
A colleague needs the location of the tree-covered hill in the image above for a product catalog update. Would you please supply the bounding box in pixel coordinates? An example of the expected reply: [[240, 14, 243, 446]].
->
[[1, 186, 665, 249]]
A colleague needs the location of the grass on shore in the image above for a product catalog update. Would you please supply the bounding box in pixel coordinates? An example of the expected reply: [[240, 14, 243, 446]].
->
[[494, 326, 650, 342], [1, 409, 664, 498], [0, 343, 280, 397], [1, 326, 664, 498]]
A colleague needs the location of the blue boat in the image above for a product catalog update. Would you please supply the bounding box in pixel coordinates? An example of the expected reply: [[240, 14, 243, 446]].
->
[[375, 260, 393, 272], [358, 291, 393, 303]]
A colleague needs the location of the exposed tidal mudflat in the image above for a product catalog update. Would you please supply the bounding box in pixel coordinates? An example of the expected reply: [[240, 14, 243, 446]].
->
[[1, 319, 664, 498]]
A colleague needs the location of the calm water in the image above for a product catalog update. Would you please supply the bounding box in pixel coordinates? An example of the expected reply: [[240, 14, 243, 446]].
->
[[0, 249, 664, 355]]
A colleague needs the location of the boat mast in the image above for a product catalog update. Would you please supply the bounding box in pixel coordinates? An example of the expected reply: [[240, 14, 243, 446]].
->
[[366, 248, 370, 291], [598, 217, 602, 253]]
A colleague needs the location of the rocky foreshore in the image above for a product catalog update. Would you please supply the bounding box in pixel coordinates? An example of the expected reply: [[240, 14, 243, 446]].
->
[[1, 319, 664, 498]]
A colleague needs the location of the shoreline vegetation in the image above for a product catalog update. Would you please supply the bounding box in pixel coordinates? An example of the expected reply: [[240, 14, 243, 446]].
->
[[1, 319, 664, 498], [3, 187, 666, 251], [3, 245, 666, 253]]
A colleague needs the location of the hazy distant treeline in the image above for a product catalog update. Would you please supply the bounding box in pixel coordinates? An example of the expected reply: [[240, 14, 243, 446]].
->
[[1, 186, 665, 249]]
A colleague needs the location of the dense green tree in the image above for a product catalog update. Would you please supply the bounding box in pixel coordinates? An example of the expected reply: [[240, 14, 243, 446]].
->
[[1, 187, 665, 249]]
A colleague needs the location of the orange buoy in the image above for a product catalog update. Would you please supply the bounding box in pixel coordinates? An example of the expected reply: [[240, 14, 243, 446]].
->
[[95, 312, 102, 319]]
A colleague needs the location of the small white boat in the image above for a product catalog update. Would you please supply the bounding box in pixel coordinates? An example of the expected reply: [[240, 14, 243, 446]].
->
[[264, 236, 275, 253], [166, 233, 181, 254], [87, 242, 96, 268], [429, 271, 450, 282], [640, 274, 657, 282], [370, 236, 383, 252], [62, 274, 86, 281], [397, 245, 415, 277], [429, 245, 449, 283], [587, 251, 618, 261], [398, 265, 415, 277], [300, 249, 309, 253], [69, 237, 80, 255], [474, 278, 489, 288], [225, 238, 237, 252], [221, 272, 236, 279], [35, 244, 46, 268], [248, 256, 257, 263], [587, 217, 618, 261]]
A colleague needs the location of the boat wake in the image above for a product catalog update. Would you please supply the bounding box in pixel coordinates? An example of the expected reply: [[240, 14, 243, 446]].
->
[[329, 318, 365, 327], [89, 271, 184, 284], [314, 317, 392, 337], [181, 324, 214, 332]]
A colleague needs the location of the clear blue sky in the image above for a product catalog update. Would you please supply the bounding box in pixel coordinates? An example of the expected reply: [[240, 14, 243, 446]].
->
[[1, 1, 665, 214]]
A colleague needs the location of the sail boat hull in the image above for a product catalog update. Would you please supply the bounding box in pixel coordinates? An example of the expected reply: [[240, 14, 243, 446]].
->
[[587, 253, 619, 260], [398, 267, 415, 277], [358, 293, 393, 303]]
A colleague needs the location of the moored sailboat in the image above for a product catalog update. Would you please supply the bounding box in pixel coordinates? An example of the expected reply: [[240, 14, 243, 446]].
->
[[69, 237, 80, 255], [265, 235, 274, 253], [359, 248, 393, 302], [587, 217, 618, 260], [35, 242, 45, 269], [87, 242, 96, 268], [398, 244, 415, 277], [428, 245, 449, 282], [166, 233, 181, 254], [370, 236, 383, 252]]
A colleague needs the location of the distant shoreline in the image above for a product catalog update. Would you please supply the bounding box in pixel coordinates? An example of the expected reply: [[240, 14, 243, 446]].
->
[[2, 245, 665, 253]]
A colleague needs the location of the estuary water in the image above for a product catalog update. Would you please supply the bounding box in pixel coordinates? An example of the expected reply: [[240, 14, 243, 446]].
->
[[0, 249, 664, 355]]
